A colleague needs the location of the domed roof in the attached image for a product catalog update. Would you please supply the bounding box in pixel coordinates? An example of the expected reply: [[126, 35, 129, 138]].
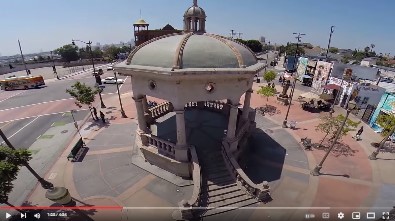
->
[[134, 18, 148, 25], [184, 6, 206, 17], [126, 33, 259, 69]]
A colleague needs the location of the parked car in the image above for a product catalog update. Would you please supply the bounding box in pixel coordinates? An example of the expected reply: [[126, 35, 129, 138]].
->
[[107, 66, 113, 71], [101, 77, 123, 84]]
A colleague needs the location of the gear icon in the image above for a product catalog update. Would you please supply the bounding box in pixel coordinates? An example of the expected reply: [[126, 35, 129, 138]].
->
[[338, 212, 345, 219]]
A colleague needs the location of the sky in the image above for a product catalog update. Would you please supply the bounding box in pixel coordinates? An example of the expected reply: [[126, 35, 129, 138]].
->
[[1, 0, 395, 56]]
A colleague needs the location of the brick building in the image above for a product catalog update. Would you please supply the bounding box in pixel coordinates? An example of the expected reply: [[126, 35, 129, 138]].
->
[[133, 19, 182, 46]]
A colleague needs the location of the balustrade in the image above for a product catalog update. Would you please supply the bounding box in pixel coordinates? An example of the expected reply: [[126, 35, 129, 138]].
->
[[148, 102, 173, 119], [221, 143, 270, 202], [145, 134, 176, 158]]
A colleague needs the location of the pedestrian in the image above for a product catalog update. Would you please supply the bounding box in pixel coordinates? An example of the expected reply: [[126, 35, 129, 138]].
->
[[271, 83, 275, 89], [92, 107, 98, 120], [279, 76, 283, 83], [100, 111, 106, 124], [355, 126, 363, 140]]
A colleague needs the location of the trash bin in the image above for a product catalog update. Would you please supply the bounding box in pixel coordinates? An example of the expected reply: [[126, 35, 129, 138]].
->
[[257, 78, 260, 83]]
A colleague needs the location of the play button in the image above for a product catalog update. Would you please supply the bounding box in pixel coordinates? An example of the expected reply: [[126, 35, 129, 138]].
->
[[6, 212, 11, 219]]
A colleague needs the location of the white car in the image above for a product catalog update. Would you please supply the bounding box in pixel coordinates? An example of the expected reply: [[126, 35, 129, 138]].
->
[[101, 77, 124, 84], [106, 66, 113, 71]]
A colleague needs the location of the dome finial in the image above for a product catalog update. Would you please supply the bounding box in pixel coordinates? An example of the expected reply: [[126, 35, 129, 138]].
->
[[193, 0, 197, 6]]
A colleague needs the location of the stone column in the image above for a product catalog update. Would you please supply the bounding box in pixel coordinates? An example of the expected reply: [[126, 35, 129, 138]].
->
[[133, 96, 148, 133], [175, 109, 188, 162], [242, 89, 253, 121], [227, 103, 238, 140], [142, 95, 149, 113]]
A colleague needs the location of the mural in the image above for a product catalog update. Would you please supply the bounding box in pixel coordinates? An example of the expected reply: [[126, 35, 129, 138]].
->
[[312, 61, 333, 94], [297, 57, 308, 79], [369, 93, 395, 129]]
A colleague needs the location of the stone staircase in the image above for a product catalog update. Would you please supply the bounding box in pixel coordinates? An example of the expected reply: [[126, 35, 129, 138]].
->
[[197, 148, 259, 218]]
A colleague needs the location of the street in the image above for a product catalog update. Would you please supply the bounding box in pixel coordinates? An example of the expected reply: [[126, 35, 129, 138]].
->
[[0, 65, 131, 150]]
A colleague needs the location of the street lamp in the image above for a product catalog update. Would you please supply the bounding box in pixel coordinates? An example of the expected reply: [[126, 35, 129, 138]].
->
[[282, 32, 305, 128], [0, 130, 73, 206], [70, 110, 83, 139], [114, 72, 127, 118], [368, 124, 395, 160], [325, 26, 335, 60], [311, 101, 358, 176], [72, 39, 106, 108]]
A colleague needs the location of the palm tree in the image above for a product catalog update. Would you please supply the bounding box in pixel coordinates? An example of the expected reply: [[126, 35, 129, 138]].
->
[[370, 44, 375, 52]]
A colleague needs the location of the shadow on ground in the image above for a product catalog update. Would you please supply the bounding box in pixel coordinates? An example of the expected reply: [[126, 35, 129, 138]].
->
[[239, 128, 286, 183]]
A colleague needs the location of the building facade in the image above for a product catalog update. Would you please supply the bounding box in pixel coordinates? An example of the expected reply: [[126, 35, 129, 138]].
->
[[133, 20, 182, 46]]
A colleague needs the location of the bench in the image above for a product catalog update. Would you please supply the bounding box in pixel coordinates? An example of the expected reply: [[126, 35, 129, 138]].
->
[[67, 138, 85, 162]]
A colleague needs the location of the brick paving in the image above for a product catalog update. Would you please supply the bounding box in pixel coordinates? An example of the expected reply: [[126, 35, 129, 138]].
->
[[22, 83, 395, 220]]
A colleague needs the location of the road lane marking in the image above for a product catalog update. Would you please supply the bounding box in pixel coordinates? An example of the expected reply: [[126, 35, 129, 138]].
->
[[0, 109, 88, 124], [0, 122, 11, 129], [0, 97, 74, 112], [0, 91, 26, 103], [0, 116, 40, 144], [118, 76, 128, 92]]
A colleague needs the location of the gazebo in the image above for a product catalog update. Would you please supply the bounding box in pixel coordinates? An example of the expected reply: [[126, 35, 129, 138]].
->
[[115, 1, 270, 218]]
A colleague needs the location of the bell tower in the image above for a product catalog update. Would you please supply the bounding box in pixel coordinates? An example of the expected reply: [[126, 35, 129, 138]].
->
[[183, 0, 207, 33], [133, 16, 149, 46]]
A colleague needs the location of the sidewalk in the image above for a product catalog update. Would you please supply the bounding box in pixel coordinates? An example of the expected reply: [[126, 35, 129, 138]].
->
[[23, 85, 395, 220]]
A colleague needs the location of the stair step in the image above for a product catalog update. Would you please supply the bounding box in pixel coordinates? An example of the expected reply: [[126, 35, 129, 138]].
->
[[203, 199, 259, 217], [202, 186, 245, 201], [205, 183, 237, 192], [208, 192, 254, 208], [200, 156, 225, 164], [206, 176, 235, 186], [205, 170, 231, 180], [202, 166, 228, 174]]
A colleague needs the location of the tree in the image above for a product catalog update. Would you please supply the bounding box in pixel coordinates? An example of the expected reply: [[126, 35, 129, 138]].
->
[[92, 48, 103, 58], [376, 114, 395, 137], [284, 44, 305, 56], [257, 85, 276, 101], [364, 46, 370, 54], [329, 47, 339, 53], [244, 40, 263, 53], [263, 70, 276, 84], [104, 45, 121, 60], [316, 114, 360, 146], [0, 146, 32, 205], [370, 44, 375, 52], [66, 81, 99, 109], [54, 44, 80, 62]]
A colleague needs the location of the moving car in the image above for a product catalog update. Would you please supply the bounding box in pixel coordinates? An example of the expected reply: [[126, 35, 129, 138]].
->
[[101, 77, 124, 84]]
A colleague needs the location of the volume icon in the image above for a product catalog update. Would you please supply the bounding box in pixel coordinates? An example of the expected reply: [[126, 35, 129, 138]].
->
[[34, 213, 41, 219]]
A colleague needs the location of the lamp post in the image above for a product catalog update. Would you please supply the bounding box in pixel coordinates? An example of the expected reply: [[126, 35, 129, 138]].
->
[[72, 39, 106, 108], [325, 26, 335, 60], [282, 32, 305, 128], [70, 110, 84, 139], [114, 72, 127, 118], [369, 124, 395, 160], [0, 130, 73, 205], [18, 39, 29, 76], [311, 101, 358, 176]]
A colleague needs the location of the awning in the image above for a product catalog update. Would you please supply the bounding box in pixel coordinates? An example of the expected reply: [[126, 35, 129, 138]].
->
[[323, 84, 341, 90]]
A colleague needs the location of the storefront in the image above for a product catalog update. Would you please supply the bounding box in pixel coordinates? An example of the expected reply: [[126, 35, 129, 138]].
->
[[369, 93, 395, 132]]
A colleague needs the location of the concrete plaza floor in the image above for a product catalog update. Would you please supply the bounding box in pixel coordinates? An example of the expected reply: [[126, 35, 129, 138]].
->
[[14, 82, 395, 220]]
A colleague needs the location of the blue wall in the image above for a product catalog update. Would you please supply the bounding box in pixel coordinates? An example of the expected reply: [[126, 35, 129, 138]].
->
[[369, 93, 395, 129]]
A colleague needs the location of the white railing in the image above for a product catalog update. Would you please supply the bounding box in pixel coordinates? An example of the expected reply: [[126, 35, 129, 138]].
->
[[145, 134, 175, 158], [176, 146, 202, 220], [149, 102, 173, 119], [221, 142, 270, 202]]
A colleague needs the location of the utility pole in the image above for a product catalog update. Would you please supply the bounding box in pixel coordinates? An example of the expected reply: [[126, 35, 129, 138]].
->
[[325, 26, 335, 60], [282, 32, 305, 128], [230, 30, 236, 39], [18, 39, 29, 75]]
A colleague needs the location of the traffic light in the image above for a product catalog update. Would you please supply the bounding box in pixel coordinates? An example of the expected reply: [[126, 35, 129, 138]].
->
[[95, 75, 102, 85]]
